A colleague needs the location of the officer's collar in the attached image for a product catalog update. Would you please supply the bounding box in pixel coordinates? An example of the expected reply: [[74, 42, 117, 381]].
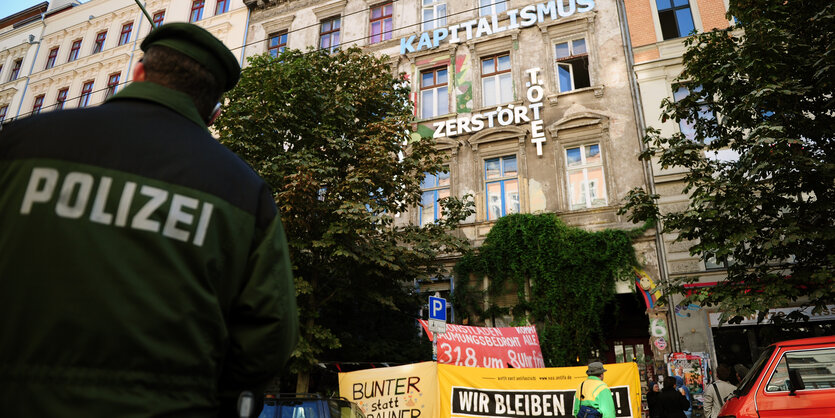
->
[[106, 82, 207, 130]]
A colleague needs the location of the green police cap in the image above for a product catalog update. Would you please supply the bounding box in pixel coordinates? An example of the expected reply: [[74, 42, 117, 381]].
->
[[141, 22, 240, 91]]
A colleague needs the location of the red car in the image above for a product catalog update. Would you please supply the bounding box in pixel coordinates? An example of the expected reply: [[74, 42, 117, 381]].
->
[[719, 335, 835, 418]]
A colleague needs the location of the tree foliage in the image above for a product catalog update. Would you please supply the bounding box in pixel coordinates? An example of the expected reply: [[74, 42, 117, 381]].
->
[[453, 214, 639, 366], [215, 47, 473, 386], [621, 1, 835, 323]]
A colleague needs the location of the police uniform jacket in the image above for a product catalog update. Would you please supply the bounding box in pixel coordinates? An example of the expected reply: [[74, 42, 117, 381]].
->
[[0, 82, 299, 416]]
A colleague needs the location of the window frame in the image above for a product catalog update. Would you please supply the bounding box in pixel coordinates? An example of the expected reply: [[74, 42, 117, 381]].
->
[[78, 81, 94, 107], [118, 22, 133, 46], [420, 168, 451, 226], [420, 66, 449, 119], [105, 72, 121, 99], [478, 0, 508, 17], [673, 84, 716, 143], [9, 59, 23, 81], [421, 0, 447, 31], [56, 87, 68, 110], [93, 31, 107, 53], [268, 31, 288, 58], [765, 348, 835, 392], [369, 2, 393, 44], [554, 37, 591, 93], [45, 47, 59, 69], [152, 10, 165, 28], [564, 143, 608, 210], [656, 0, 695, 40], [32, 95, 45, 114], [215, 0, 229, 15], [190, 0, 205, 23], [484, 155, 520, 221], [68, 39, 82, 62], [319, 16, 341, 53], [0, 105, 7, 122], [480, 53, 513, 107]]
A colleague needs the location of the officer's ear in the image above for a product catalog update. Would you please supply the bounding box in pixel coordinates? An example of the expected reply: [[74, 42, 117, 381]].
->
[[133, 59, 146, 82]]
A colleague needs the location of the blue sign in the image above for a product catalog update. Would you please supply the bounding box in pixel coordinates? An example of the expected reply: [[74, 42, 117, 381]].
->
[[429, 296, 447, 322]]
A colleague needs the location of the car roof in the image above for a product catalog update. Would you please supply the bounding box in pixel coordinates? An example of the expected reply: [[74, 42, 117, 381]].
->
[[771, 335, 835, 348]]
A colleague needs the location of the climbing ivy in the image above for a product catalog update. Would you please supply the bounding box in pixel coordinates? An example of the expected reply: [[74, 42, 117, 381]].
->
[[452, 213, 641, 367]]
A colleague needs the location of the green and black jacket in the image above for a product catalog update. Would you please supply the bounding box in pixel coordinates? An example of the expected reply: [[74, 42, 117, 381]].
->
[[0, 82, 298, 417]]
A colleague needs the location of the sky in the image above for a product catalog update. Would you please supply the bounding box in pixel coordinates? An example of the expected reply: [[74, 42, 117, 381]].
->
[[0, 0, 89, 21]]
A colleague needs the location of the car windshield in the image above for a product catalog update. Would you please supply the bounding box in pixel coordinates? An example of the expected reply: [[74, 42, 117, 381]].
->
[[260, 399, 322, 418], [736, 345, 776, 396]]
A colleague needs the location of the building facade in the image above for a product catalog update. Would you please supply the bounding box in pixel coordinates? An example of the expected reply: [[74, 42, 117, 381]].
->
[[0, 0, 249, 122], [622, 0, 835, 378], [244, 0, 667, 374]]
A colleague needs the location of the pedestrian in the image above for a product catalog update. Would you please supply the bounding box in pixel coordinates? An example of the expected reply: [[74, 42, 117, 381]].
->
[[703, 364, 736, 418], [733, 364, 750, 385], [647, 381, 662, 418], [658, 376, 691, 418], [0, 22, 299, 417], [674, 375, 693, 418], [573, 362, 616, 418]]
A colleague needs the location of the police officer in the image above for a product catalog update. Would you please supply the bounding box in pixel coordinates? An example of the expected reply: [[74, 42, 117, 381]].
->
[[0, 23, 298, 416], [573, 362, 616, 418]]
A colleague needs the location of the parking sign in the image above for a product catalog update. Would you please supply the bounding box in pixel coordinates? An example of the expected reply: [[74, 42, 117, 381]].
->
[[429, 296, 446, 321]]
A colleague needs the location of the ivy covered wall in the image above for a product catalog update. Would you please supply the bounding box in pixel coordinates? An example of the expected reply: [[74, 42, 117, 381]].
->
[[453, 213, 644, 366]]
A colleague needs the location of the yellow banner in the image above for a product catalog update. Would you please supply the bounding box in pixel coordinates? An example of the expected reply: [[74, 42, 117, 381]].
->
[[339, 361, 439, 418], [339, 362, 640, 418], [437, 362, 640, 418]]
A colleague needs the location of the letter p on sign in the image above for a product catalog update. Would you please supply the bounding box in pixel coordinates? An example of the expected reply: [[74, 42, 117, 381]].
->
[[429, 296, 446, 322]]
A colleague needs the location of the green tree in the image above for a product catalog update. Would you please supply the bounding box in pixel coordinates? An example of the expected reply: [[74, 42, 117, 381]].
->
[[215, 47, 473, 391], [453, 214, 639, 366], [621, 1, 834, 323]]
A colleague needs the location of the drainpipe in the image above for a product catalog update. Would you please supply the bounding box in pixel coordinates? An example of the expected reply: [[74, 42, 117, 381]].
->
[[615, 0, 680, 352], [125, 4, 147, 82], [14, 14, 46, 118], [240, 4, 251, 67]]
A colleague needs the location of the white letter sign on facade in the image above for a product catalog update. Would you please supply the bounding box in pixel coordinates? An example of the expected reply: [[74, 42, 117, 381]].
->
[[400, 0, 596, 54]]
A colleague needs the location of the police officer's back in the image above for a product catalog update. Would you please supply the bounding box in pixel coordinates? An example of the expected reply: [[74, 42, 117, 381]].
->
[[0, 23, 299, 416]]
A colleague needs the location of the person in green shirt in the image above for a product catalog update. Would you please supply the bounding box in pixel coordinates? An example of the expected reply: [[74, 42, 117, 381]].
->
[[573, 362, 616, 418]]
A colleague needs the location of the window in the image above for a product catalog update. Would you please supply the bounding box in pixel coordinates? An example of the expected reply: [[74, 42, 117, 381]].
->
[[369, 2, 393, 44], [106, 73, 121, 98], [32, 95, 45, 114], [68, 39, 82, 62], [319, 17, 341, 53], [118, 22, 133, 46], [565, 144, 607, 210], [555, 38, 590, 93], [268, 31, 288, 57], [673, 85, 715, 142], [45, 47, 59, 69], [79, 81, 94, 107], [481, 54, 513, 107], [420, 67, 448, 118], [422, 0, 446, 31], [56, 88, 68, 110], [420, 169, 450, 225], [215, 0, 229, 15], [0, 105, 7, 122], [9, 59, 22, 81], [766, 349, 835, 392], [190, 0, 205, 23], [93, 31, 107, 53], [656, 0, 695, 40], [479, 0, 507, 16], [485, 156, 519, 220], [152, 10, 165, 27]]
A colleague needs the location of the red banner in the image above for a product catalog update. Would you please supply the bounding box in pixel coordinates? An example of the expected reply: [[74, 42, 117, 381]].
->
[[419, 320, 544, 368]]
